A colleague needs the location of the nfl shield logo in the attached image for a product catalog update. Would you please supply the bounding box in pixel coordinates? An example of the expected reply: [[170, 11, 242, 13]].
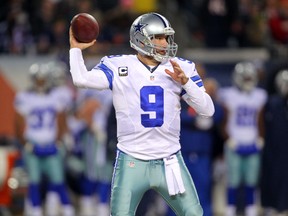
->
[[128, 162, 135, 168]]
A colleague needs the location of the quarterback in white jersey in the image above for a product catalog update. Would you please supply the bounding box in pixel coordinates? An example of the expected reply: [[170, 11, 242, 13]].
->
[[69, 12, 214, 216]]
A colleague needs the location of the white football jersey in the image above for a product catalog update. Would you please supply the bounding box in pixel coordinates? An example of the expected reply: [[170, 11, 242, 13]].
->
[[14, 91, 62, 145], [91, 55, 205, 160], [219, 87, 267, 145], [50, 85, 74, 112]]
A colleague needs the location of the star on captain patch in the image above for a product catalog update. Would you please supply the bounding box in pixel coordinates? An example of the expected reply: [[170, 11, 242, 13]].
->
[[118, 66, 128, 76]]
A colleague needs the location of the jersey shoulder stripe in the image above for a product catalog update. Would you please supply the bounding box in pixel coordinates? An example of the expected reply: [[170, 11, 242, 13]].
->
[[95, 63, 114, 89]]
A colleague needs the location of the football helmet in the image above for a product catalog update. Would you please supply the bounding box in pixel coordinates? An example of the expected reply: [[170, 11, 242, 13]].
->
[[275, 69, 288, 97], [233, 62, 258, 92], [46, 61, 68, 87], [29, 63, 51, 93], [130, 12, 178, 63]]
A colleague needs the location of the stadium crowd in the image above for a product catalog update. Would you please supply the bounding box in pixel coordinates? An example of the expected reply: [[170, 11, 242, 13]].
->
[[0, 0, 287, 56]]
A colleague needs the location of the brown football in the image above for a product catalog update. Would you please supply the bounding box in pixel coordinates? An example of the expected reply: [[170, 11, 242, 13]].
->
[[71, 13, 99, 43]]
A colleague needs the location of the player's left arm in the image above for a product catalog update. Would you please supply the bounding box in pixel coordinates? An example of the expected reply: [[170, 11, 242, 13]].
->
[[57, 111, 68, 142], [165, 59, 214, 117], [256, 106, 265, 149], [14, 111, 26, 145], [256, 90, 268, 148]]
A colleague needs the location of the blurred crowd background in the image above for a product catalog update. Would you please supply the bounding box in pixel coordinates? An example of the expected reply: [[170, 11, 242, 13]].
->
[[1, 0, 288, 216], [0, 0, 287, 56]]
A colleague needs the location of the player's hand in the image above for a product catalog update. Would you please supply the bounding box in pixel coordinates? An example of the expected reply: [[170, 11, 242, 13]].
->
[[256, 136, 264, 149], [225, 138, 237, 150], [165, 60, 189, 85], [69, 27, 96, 50]]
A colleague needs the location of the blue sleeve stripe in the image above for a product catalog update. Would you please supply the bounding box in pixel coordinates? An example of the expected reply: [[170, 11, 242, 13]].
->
[[190, 76, 203, 87], [181, 76, 203, 96], [94, 63, 113, 90], [191, 75, 201, 82], [196, 81, 203, 87]]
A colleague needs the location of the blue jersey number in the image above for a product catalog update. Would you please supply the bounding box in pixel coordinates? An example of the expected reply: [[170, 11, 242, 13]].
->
[[140, 86, 164, 127], [236, 106, 256, 126], [28, 107, 56, 129]]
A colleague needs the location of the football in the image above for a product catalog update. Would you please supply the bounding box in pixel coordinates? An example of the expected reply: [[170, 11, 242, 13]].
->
[[71, 13, 99, 43]]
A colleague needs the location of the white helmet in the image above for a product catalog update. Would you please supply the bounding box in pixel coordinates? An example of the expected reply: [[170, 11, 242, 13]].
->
[[233, 62, 258, 92], [275, 69, 288, 97], [130, 12, 178, 63]]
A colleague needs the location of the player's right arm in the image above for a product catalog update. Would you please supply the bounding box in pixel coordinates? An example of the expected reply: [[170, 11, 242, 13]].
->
[[69, 27, 110, 89]]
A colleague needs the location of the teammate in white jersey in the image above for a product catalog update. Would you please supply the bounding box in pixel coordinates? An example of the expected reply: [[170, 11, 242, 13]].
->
[[218, 62, 267, 216], [69, 12, 214, 216], [41, 61, 76, 216], [14, 63, 74, 216]]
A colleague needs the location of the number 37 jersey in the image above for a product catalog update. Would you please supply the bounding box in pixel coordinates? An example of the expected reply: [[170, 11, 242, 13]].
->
[[93, 55, 205, 160], [14, 91, 62, 145]]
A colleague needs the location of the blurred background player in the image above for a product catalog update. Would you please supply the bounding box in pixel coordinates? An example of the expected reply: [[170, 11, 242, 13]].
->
[[64, 89, 98, 216], [48, 60, 74, 113], [79, 88, 113, 216], [261, 69, 288, 215], [14, 63, 74, 216], [43, 60, 75, 216], [64, 87, 113, 216], [218, 62, 267, 216]]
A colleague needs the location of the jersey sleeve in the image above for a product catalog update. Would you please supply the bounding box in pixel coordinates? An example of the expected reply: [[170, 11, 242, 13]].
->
[[69, 48, 110, 90], [176, 58, 214, 117], [180, 59, 205, 91], [92, 56, 119, 90]]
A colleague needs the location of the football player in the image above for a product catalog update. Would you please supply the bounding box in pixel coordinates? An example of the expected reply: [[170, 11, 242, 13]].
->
[[67, 88, 113, 216], [69, 12, 214, 215], [218, 62, 267, 216], [42, 60, 76, 216], [14, 63, 74, 216], [261, 69, 288, 215]]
